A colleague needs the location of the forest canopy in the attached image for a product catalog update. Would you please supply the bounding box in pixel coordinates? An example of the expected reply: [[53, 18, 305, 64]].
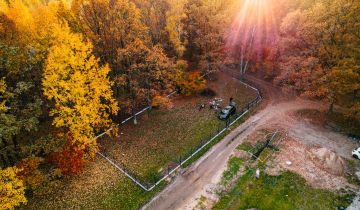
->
[[0, 0, 359, 209]]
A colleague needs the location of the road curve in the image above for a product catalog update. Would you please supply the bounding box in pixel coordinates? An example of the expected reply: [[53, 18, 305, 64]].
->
[[142, 75, 276, 210]]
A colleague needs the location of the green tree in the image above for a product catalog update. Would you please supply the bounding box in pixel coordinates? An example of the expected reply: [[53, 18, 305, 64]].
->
[[0, 0, 67, 167]]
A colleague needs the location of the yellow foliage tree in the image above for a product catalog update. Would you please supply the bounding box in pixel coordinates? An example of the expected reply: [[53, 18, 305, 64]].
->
[[166, 0, 187, 56], [43, 25, 118, 151], [0, 78, 6, 112], [0, 0, 34, 34], [177, 71, 207, 96], [171, 60, 206, 96], [0, 167, 27, 210], [151, 95, 173, 109]]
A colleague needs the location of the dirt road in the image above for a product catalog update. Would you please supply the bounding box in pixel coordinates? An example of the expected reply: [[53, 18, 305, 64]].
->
[[142, 74, 359, 210]]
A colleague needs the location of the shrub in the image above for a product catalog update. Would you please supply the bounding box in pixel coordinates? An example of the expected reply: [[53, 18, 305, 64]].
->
[[49, 145, 86, 174], [0, 167, 27, 209], [151, 95, 173, 109], [171, 61, 207, 96], [16, 157, 44, 191], [178, 71, 207, 96]]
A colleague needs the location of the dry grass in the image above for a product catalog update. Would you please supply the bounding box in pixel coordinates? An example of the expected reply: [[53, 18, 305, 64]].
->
[[25, 156, 121, 209], [24, 73, 258, 209], [99, 73, 257, 182]]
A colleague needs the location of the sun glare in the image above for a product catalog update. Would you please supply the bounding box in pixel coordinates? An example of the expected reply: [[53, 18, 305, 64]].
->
[[227, 0, 278, 52]]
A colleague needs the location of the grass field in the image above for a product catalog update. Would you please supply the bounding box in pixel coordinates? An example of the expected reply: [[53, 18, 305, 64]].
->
[[24, 73, 258, 209], [213, 170, 353, 210], [100, 74, 258, 182]]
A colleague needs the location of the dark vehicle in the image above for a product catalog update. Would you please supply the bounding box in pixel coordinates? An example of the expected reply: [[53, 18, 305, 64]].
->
[[218, 105, 236, 120]]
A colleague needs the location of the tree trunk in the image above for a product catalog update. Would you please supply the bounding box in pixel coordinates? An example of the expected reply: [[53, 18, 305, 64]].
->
[[7, 149, 15, 166], [132, 100, 137, 125], [0, 153, 7, 168], [328, 101, 334, 114], [12, 136, 21, 160], [133, 114, 137, 125]]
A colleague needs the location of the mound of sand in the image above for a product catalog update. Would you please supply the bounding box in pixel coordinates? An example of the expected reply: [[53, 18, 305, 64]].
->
[[308, 147, 346, 176]]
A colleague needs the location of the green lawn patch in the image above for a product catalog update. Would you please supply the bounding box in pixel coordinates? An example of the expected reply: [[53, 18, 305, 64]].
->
[[213, 170, 354, 210], [222, 157, 244, 183], [236, 142, 253, 152]]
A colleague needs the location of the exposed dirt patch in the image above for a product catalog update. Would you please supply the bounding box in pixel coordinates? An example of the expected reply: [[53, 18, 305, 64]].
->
[[266, 137, 358, 191], [288, 121, 359, 160], [232, 150, 251, 159], [308, 147, 346, 176]]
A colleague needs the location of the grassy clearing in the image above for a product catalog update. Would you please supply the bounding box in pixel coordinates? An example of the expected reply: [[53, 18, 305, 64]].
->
[[101, 74, 257, 182], [25, 73, 258, 210], [102, 104, 224, 181], [24, 156, 161, 210], [213, 170, 353, 210], [92, 177, 164, 209]]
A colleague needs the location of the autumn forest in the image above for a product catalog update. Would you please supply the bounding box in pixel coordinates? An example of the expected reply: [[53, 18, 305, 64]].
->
[[0, 0, 359, 209]]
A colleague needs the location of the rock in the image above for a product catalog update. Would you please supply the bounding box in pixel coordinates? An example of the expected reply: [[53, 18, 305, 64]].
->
[[355, 171, 360, 181], [286, 161, 292, 166], [256, 169, 260, 179]]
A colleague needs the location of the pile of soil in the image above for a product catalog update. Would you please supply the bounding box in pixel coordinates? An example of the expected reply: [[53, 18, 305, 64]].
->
[[308, 147, 346, 176]]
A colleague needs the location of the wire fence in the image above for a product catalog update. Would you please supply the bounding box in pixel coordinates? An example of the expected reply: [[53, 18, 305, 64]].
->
[[95, 74, 262, 192]]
